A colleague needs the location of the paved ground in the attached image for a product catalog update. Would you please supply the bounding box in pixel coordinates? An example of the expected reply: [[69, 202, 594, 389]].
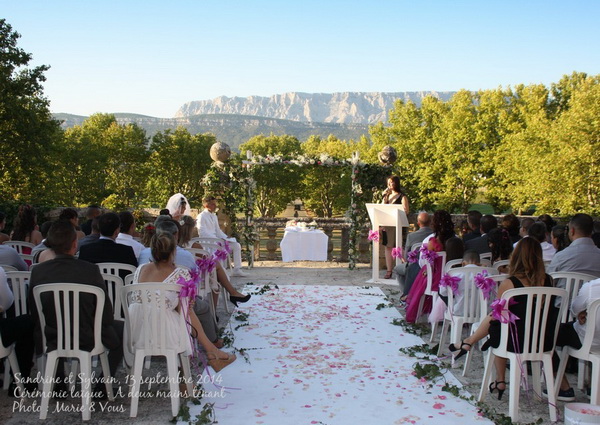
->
[[0, 262, 588, 424]]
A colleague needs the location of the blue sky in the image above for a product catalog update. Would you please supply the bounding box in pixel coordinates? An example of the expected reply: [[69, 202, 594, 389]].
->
[[3, 0, 599, 117]]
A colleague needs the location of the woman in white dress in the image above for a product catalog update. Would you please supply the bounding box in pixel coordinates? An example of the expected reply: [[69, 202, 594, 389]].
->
[[166, 193, 191, 222], [130, 231, 236, 371]]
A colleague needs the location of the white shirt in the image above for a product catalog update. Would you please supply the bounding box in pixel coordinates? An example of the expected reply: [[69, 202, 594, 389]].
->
[[0, 268, 14, 312], [137, 246, 196, 270], [196, 209, 228, 240], [116, 233, 145, 259], [571, 278, 600, 351], [540, 241, 556, 262], [439, 264, 479, 316]]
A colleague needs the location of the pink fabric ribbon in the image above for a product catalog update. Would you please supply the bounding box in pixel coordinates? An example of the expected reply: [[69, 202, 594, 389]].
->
[[420, 244, 439, 264], [368, 229, 380, 242], [439, 273, 461, 294], [474, 270, 496, 300], [490, 298, 519, 324], [391, 246, 403, 259]]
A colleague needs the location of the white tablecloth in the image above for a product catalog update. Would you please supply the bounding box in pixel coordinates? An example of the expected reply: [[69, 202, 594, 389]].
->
[[280, 229, 328, 262]]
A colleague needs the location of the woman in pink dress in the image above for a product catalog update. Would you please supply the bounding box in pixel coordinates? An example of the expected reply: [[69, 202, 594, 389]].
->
[[405, 210, 455, 323]]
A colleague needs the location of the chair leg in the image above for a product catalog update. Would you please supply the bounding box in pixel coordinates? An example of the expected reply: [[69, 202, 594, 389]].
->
[[5, 350, 24, 394], [508, 358, 522, 423], [2, 359, 10, 390], [99, 352, 114, 401], [79, 356, 92, 421], [437, 319, 449, 357], [577, 359, 586, 390], [166, 354, 180, 417], [531, 361, 541, 398], [129, 353, 146, 418], [40, 352, 59, 420], [590, 358, 600, 406], [478, 350, 494, 401], [542, 356, 558, 422], [554, 349, 570, 397], [180, 353, 194, 396]]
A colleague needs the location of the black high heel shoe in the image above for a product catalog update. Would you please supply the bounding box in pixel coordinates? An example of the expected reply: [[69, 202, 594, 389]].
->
[[489, 380, 506, 400], [229, 294, 251, 307], [448, 340, 472, 361]]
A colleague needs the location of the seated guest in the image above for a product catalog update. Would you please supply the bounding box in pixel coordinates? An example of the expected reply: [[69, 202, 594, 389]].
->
[[80, 205, 101, 236], [458, 219, 471, 240], [405, 210, 455, 323], [28, 221, 124, 393], [465, 214, 498, 255], [593, 221, 600, 249], [513, 217, 535, 248], [501, 214, 521, 244], [0, 267, 35, 396], [462, 210, 482, 243], [0, 211, 10, 243], [116, 211, 144, 259], [131, 232, 235, 371], [78, 212, 138, 272], [77, 217, 100, 251], [528, 222, 556, 262], [58, 208, 85, 240], [0, 244, 27, 271], [394, 212, 433, 293], [548, 213, 600, 281], [537, 214, 557, 243], [31, 221, 53, 262], [196, 196, 247, 277], [448, 238, 558, 400], [487, 228, 513, 272], [10, 204, 42, 246], [551, 225, 570, 253], [178, 215, 199, 249], [436, 250, 481, 317], [551, 277, 600, 401], [140, 222, 155, 247], [159, 209, 172, 217]]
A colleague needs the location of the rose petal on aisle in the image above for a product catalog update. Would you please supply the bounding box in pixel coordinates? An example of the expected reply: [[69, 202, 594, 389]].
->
[[185, 285, 492, 425]]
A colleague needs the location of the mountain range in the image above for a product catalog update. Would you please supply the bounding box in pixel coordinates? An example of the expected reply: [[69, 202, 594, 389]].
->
[[55, 91, 455, 149]]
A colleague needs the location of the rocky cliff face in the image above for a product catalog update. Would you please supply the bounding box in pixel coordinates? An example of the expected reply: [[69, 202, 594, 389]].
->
[[175, 91, 455, 124]]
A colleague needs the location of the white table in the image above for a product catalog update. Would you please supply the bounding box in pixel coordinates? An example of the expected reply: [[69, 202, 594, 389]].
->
[[280, 228, 328, 262]]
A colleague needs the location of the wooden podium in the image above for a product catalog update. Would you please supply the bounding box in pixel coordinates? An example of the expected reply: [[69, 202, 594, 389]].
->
[[365, 203, 409, 284]]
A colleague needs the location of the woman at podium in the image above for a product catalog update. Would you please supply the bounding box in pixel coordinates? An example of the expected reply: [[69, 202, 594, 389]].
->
[[381, 175, 409, 279]]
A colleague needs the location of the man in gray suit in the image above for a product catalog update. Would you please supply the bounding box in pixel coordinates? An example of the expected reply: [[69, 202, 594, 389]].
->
[[393, 212, 433, 291]]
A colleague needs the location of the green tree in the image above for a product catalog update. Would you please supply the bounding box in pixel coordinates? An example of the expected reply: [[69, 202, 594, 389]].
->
[[0, 19, 63, 203], [239, 134, 303, 217], [145, 127, 215, 207]]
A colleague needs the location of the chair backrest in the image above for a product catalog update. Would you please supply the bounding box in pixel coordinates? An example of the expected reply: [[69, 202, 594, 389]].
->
[[447, 266, 492, 322], [480, 252, 492, 262], [410, 242, 422, 252], [100, 273, 124, 320], [5, 271, 31, 316], [32, 283, 106, 357], [550, 272, 599, 322], [0, 264, 18, 272], [120, 282, 184, 355], [577, 298, 600, 355], [444, 259, 463, 274], [3, 241, 35, 255], [492, 260, 510, 273], [96, 262, 137, 280], [496, 286, 567, 358], [476, 274, 509, 320]]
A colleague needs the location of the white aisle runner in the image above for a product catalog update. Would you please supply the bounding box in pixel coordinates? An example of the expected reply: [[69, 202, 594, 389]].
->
[[187, 285, 492, 425]]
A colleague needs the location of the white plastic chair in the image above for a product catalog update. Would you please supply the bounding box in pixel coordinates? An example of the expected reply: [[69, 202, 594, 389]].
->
[[3, 241, 34, 264], [100, 273, 124, 320], [480, 252, 492, 263], [3, 271, 31, 389], [416, 251, 446, 324], [436, 266, 491, 356], [0, 331, 24, 394], [491, 260, 510, 274], [410, 242, 423, 252], [550, 272, 599, 323], [190, 237, 234, 272], [121, 283, 193, 417], [554, 298, 600, 405], [33, 283, 114, 420], [462, 274, 508, 376], [0, 264, 18, 272], [96, 262, 137, 280], [186, 247, 226, 321], [443, 259, 463, 274], [478, 286, 567, 423]]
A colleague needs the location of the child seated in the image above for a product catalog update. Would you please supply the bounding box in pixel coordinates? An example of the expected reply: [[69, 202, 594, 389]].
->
[[429, 250, 480, 323]]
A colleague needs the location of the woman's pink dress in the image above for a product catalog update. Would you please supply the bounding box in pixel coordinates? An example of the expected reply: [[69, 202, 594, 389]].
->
[[405, 238, 443, 323]]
